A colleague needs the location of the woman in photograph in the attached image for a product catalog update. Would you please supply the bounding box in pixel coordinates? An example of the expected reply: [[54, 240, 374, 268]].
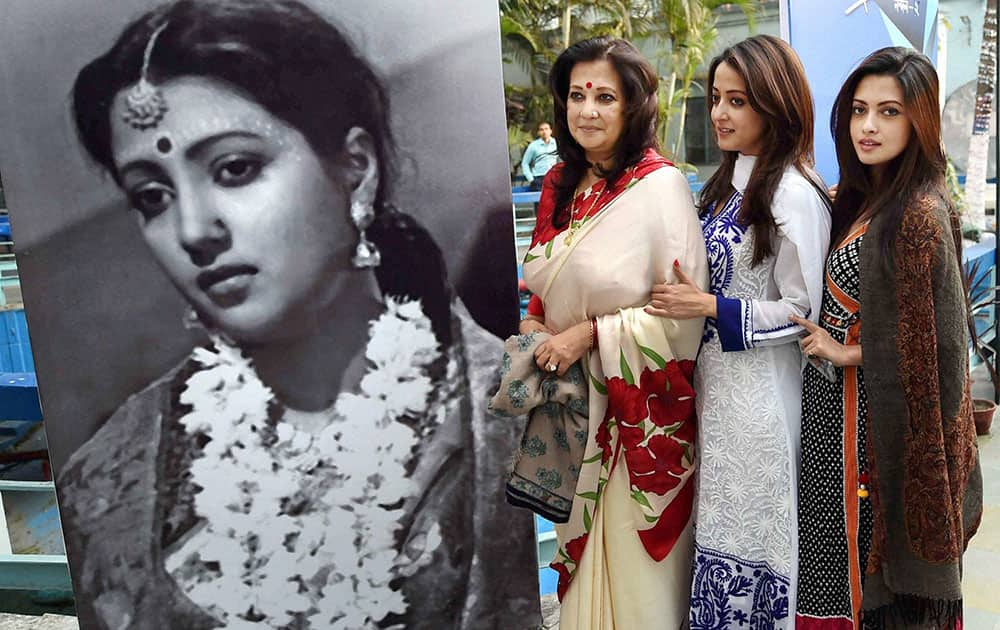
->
[[645, 34, 831, 628], [794, 47, 982, 630], [57, 1, 539, 628], [520, 36, 708, 628]]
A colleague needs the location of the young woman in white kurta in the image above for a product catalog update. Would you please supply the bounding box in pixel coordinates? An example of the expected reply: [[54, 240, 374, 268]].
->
[[647, 35, 830, 629]]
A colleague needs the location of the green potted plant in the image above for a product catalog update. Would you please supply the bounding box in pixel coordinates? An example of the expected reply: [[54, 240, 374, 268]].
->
[[963, 257, 999, 435]]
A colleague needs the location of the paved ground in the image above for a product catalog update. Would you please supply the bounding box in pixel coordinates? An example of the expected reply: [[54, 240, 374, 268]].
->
[[537, 420, 1000, 630], [541, 593, 559, 629], [964, 429, 1000, 629], [0, 614, 76, 629], [0, 405, 994, 630], [963, 371, 1000, 629]]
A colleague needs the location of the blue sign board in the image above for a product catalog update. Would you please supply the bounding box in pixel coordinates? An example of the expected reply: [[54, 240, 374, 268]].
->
[[781, 0, 940, 185]]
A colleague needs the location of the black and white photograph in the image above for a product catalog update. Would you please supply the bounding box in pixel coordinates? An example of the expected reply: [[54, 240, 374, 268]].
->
[[0, 0, 539, 628]]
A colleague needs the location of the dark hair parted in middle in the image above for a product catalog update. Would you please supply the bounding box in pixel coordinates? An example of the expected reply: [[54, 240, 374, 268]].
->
[[73, 0, 395, 203], [699, 34, 824, 266], [71, 0, 454, 346], [829, 47, 950, 263], [547, 36, 660, 228]]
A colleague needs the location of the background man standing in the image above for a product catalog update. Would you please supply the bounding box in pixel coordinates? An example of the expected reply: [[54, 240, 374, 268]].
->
[[520, 121, 558, 191]]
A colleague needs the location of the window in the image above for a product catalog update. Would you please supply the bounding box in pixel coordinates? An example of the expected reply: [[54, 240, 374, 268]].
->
[[684, 95, 721, 166]]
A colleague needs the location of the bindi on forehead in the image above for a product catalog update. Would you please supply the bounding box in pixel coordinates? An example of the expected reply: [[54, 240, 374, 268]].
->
[[573, 81, 616, 93], [110, 75, 305, 168], [113, 112, 292, 168]]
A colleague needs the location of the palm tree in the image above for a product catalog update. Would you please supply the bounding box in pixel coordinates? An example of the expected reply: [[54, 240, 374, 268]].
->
[[652, 0, 757, 161], [501, 0, 654, 87], [500, 0, 649, 169], [500, 0, 561, 88], [965, 0, 997, 230], [500, 0, 758, 171], [499, 0, 563, 174]]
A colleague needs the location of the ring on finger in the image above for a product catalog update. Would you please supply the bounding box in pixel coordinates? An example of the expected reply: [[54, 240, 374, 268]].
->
[[546, 362, 558, 373]]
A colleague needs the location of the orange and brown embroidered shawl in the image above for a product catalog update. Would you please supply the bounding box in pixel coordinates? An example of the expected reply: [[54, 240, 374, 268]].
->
[[857, 188, 983, 628]]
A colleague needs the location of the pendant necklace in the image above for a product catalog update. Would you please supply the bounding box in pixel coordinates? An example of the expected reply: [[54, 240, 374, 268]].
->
[[564, 181, 605, 246]]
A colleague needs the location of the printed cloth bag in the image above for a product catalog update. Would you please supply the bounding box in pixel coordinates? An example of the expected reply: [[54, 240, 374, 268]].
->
[[489, 332, 589, 523]]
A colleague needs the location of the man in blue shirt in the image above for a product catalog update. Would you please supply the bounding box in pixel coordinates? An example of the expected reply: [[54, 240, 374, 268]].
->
[[520, 122, 558, 191]]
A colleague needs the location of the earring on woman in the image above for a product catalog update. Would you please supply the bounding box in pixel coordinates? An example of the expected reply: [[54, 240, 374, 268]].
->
[[183, 305, 202, 330], [183, 305, 238, 348], [351, 199, 381, 268]]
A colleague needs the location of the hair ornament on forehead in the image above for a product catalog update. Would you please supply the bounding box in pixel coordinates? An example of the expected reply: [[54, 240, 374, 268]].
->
[[122, 21, 169, 131]]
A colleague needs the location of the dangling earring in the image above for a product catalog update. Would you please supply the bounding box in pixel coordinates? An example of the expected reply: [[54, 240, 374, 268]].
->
[[183, 305, 237, 348], [183, 305, 202, 330], [351, 199, 381, 268]]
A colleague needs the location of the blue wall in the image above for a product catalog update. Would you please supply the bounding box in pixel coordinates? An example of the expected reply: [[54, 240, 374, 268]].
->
[[785, 0, 941, 186]]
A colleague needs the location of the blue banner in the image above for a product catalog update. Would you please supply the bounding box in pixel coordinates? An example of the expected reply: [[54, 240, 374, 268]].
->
[[782, 0, 940, 185]]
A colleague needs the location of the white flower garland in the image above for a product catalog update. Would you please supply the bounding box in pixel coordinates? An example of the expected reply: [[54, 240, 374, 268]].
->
[[164, 298, 443, 629]]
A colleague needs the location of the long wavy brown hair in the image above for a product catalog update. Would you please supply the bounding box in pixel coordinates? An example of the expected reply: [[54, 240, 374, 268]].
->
[[829, 47, 950, 262], [699, 34, 826, 266], [547, 36, 660, 228]]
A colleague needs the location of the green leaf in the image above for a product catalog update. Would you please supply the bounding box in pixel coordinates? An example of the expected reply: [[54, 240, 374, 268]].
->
[[638, 344, 667, 370], [620, 349, 635, 385], [523, 252, 539, 264], [586, 361, 608, 395], [631, 488, 652, 510], [582, 451, 604, 464], [644, 513, 660, 523], [544, 239, 554, 259], [583, 504, 592, 531], [558, 547, 570, 561], [576, 491, 600, 501]]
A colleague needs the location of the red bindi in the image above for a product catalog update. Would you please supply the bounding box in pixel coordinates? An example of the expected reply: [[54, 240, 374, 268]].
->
[[586, 82, 592, 89]]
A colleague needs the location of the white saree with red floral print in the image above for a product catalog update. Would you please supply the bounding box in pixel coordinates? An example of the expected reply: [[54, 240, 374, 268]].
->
[[522, 150, 707, 629]]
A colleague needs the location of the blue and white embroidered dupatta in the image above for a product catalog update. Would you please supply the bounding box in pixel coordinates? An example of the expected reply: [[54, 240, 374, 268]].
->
[[689, 154, 830, 630]]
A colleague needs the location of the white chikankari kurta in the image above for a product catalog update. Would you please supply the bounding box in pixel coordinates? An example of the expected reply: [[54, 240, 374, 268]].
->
[[689, 154, 830, 630]]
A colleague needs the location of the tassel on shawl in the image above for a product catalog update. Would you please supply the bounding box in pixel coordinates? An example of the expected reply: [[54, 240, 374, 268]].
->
[[862, 595, 963, 630]]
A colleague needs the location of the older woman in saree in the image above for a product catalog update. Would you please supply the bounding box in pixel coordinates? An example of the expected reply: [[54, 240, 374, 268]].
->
[[55, 1, 539, 628], [519, 37, 708, 629]]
